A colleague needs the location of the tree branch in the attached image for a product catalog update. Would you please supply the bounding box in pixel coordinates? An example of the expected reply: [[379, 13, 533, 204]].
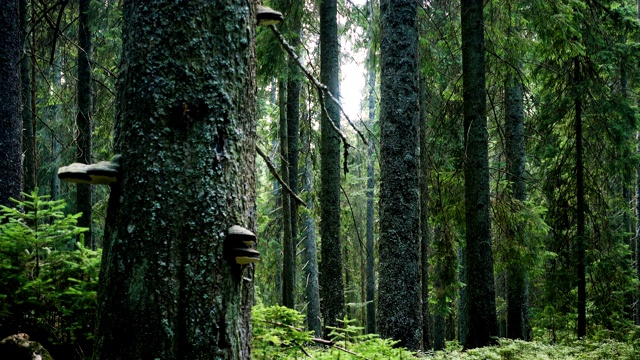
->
[[256, 145, 307, 208]]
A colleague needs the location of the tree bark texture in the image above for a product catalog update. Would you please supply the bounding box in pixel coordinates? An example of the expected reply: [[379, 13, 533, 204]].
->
[[377, 0, 423, 351], [93, 2, 256, 359], [461, 0, 498, 349], [20, 0, 35, 194], [319, 0, 345, 333], [76, 0, 94, 247], [505, 72, 529, 340], [0, 0, 22, 207], [279, 79, 295, 308]]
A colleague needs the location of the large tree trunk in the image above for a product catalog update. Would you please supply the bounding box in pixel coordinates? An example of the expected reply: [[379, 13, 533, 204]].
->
[[20, 0, 35, 194], [93, 2, 256, 359], [0, 0, 22, 207], [319, 0, 345, 333], [377, 0, 423, 351], [505, 72, 529, 340], [76, 0, 93, 247], [461, 0, 498, 349]]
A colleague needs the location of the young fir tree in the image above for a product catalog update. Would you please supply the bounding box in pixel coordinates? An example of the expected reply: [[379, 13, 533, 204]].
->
[[377, 0, 423, 351], [93, 1, 257, 358]]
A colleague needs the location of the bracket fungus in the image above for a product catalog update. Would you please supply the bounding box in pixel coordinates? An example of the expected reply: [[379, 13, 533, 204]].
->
[[225, 225, 260, 265], [256, 5, 283, 26], [58, 154, 121, 185]]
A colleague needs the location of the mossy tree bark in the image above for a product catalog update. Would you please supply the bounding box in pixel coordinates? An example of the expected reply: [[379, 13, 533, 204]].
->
[[93, 1, 256, 359], [0, 0, 22, 207], [377, 0, 423, 351], [76, 0, 93, 247], [461, 0, 498, 349], [319, 0, 345, 333]]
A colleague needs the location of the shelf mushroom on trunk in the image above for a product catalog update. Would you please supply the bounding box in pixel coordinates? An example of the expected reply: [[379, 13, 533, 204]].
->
[[57, 154, 121, 185]]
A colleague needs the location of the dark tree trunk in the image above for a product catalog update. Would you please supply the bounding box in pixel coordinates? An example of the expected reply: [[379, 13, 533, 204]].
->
[[461, 0, 498, 349], [0, 0, 22, 207], [20, 0, 35, 194], [575, 57, 586, 339], [280, 79, 295, 308], [93, 2, 256, 359], [505, 72, 529, 340], [286, 2, 302, 300], [76, 0, 93, 247], [319, 0, 345, 333], [365, 0, 376, 335], [377, 0, 423, 351], [301, 123, 322, 337]]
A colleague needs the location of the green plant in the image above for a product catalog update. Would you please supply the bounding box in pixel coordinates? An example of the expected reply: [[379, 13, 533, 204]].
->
[[0, 190, 99, 353]]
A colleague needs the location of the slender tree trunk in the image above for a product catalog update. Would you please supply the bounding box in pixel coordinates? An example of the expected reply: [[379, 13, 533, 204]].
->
[[461, 0, 498, 349], [286, 3, 302, 301], [280, 79, 295, 308], [574, 57, 586, 339], [301, 121, 322, 337], [0, 0, 22, 206], [76, 0, 93, 247], [319, 0, 345, 333], [93, 2, 256, 358], [420, 76, 431, 349], [505, 71, 529, 340], [20, 0, 35, 194], [378, 0, 422, 350], [365, 0, 376, 335]]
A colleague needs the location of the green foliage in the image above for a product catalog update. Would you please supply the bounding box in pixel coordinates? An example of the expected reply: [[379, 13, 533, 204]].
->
[[427, 338, 639, 359], [252, 304, 313, 359], [251, 305, 415, 359], [0, 190, 100, 349]]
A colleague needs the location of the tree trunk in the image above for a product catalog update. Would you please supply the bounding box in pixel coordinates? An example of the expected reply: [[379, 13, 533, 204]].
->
[[378, 0, 423, 351], [93, 2, 256, 359], [76, 0, 93, 247], [280, 79, 295, 309], [301, 122, 322, 337], [319, 0, 345, 333], [286, 3, 302, 302], [505, 72, 529, 340], [365, 0, 376, 335], [419, 76, 431, 349], [0, 0, 22, 207], [575, 56, 586, 339], [461, 0, 498, 349], [20, 0, 35, 194]]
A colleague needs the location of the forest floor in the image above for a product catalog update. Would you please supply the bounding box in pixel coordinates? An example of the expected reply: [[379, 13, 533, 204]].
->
[[422, 338, 638, 359]]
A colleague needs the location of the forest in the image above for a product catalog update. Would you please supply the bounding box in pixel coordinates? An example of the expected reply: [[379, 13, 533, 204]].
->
[[2, 0, 640, 359]]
